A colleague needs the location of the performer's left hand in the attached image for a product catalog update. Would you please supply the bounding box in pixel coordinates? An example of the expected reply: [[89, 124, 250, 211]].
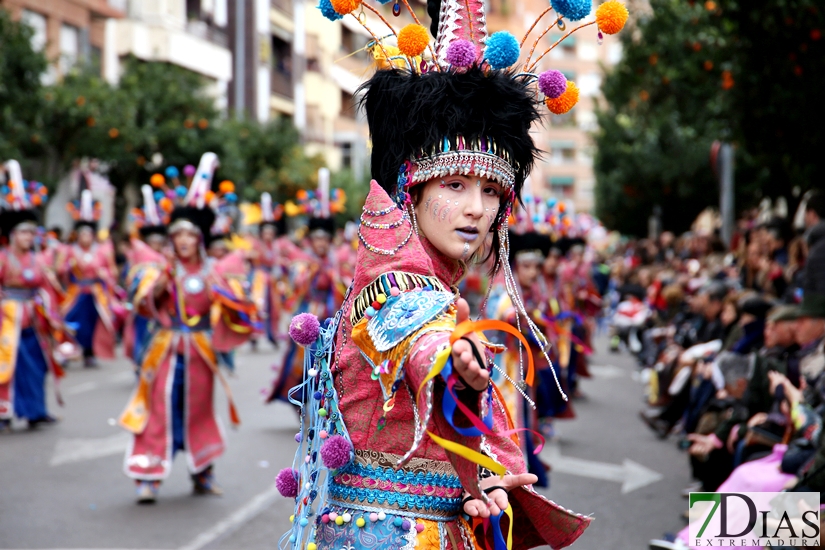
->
[[462, 473, 539, 518], [452, 298, 489, 392]]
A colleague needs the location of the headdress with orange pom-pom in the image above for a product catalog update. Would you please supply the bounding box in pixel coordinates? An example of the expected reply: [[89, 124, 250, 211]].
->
[[0, 160, 45, 238]]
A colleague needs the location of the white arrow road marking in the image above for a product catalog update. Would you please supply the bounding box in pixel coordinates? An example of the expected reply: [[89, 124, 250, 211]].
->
[[50, 432, 130, 466], [588, 364, 626, 379], [544, 443, 663, 494]]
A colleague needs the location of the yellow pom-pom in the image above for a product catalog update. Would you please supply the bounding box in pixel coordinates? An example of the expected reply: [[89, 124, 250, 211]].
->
[[397, 24, 430, 58], [544, 81, 579, 115], [289, 515, 295, 523], [596, 1, 628, 35], [335, 516, 344, 526], [150, 174, 165, 187], [307, 544, 317, 550], [219, 180, 235, 194], [356, 517, 366, 528], [330, 0, 359, 14]]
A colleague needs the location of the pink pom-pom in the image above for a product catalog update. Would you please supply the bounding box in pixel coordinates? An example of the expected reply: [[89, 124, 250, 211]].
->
[[446, 39, 477, 67], [538, 70, 567, 99], [320, 435, 352, 469], [289, 313, 321, 346], [183, 164, 196, 177], [275, 468, 299, 498]]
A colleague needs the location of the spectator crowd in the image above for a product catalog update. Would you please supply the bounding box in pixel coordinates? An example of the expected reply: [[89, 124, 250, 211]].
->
[[603, 192, 825, 550]]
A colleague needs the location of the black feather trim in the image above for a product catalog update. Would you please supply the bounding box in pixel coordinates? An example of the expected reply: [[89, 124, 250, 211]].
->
[[359, 68, 542, 204], [0, 209, 38, 238], [308, 217, 335, 236], [169, 206, 216, 245]]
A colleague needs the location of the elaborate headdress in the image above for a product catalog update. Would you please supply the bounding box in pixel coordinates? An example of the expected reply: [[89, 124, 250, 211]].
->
[[258, 192, 287, 235], [167, 152, 220, 244], [66, 189, 101, 232], [130, 183, 172, 239], [0, 160, 47, 238]]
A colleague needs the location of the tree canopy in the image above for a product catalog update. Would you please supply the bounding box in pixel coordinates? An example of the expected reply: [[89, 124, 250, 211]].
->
[[594, 0, 824, 236]]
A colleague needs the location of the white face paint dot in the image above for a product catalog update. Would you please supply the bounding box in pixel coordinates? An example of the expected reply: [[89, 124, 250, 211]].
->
[[438, 195, 442, 198]]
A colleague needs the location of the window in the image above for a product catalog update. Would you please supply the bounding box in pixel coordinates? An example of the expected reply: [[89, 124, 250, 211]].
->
[[578, 73, 602, 97], [340, 91, 356, 119], [271, 36, 293, 98], [548, 34, 576, 59], [549, 141, 576, 165], [341, 142, 353, 169], [549, 176, 575, 199], [21, 10, 46, 52], [551, 108, 576, 128], [59, 24, 80, 74]]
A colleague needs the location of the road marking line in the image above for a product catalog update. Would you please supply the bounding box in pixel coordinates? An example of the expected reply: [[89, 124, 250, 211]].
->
[[544, 442, 663, 493], [50, 433, 130, 466], [177, 486, 279, 550]]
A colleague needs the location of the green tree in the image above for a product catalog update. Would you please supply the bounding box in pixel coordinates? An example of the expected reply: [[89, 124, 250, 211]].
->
[[594, 0, 825, 236], [0, 9, 48, 161]]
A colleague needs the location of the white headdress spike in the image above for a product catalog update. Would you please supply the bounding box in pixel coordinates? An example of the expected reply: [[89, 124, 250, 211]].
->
[[141, 185, 161, 226], [80, 189, 94, 221], [4, 160, 29, 210], [261, 192, 274, 222], [185, 152, 220, 209], [318, 168, 330, 218]]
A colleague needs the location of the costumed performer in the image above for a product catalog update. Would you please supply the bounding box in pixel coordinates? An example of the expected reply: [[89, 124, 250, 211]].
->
[[123, 180, 172, 371], [0, 161, 74, 429], [119, 152, 259, 504], [264, 182, 345, 405], [275, 0, 627, 547], [58, 189, 119, 366]]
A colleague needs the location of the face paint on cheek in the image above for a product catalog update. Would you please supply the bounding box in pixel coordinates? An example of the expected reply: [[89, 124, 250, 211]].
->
[[431, 200, 441, 220], [424, 196, 432, 214], [440, 206, 450, 222]]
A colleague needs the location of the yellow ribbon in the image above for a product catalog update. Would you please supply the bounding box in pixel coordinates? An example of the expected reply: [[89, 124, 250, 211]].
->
[[426, 431, 506, 476]]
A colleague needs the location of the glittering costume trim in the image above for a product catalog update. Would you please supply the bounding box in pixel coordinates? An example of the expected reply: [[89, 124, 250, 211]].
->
[[329, 450, 463, 520], [350, 272, 450, 326], [411, 150, 516, 191]]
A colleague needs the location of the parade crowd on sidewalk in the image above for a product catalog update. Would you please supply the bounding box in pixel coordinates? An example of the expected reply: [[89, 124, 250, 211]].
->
[[603, 194, 825, 550]]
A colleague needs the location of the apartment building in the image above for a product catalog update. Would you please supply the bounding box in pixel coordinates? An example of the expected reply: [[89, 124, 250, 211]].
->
[[0, 0, 125, 82]]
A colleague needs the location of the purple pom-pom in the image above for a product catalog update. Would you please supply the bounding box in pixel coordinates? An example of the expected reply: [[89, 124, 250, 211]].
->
[[539, 70, 567, 99], [289, 313, 321, 346], [446, 39, 477, 67], [275, 468, 299, 498], [320, 435, 352, 470], [183, 164, 196, 177]]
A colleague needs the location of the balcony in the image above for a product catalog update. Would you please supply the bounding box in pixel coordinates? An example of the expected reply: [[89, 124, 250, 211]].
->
[[186, 19, 229, 48], [272, 0, 293, 15], [271, 68, 293, 99]]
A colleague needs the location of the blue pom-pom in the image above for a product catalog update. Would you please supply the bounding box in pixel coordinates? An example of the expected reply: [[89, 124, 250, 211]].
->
[[375, 0, 393, 3], [224, 192, 237, 203], [175, 185, 188, 197], [484, 31, 520, 69], [552, 0, 591, 22], [165, 166, 180, 178], [153, 190, 164, 201], [318, 0, 343, 21]]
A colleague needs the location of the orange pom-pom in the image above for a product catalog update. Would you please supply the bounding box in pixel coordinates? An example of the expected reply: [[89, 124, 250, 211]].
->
[[219, 180, 235, 194], [596, 1, 628, 35], [558, 203, 567, 213], [397, 24, 430, 58], [296, 189, 309, 201], [150, 174, 165, 187], [544, 81, 579, 115], [330, 0, 359, 14], [159, 197, 173, 212], [205, 190, 216, 203], [39, 186, 48, 195], [31, 195, 42, 206]]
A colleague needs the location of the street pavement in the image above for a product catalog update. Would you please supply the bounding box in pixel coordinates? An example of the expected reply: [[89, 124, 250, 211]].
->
[[1, 336, 692, 550]]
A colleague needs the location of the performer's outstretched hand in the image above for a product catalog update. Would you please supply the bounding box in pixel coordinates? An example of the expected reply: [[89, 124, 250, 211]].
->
[[451, 298, 489, 392], [462, 473, 539, 518]]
